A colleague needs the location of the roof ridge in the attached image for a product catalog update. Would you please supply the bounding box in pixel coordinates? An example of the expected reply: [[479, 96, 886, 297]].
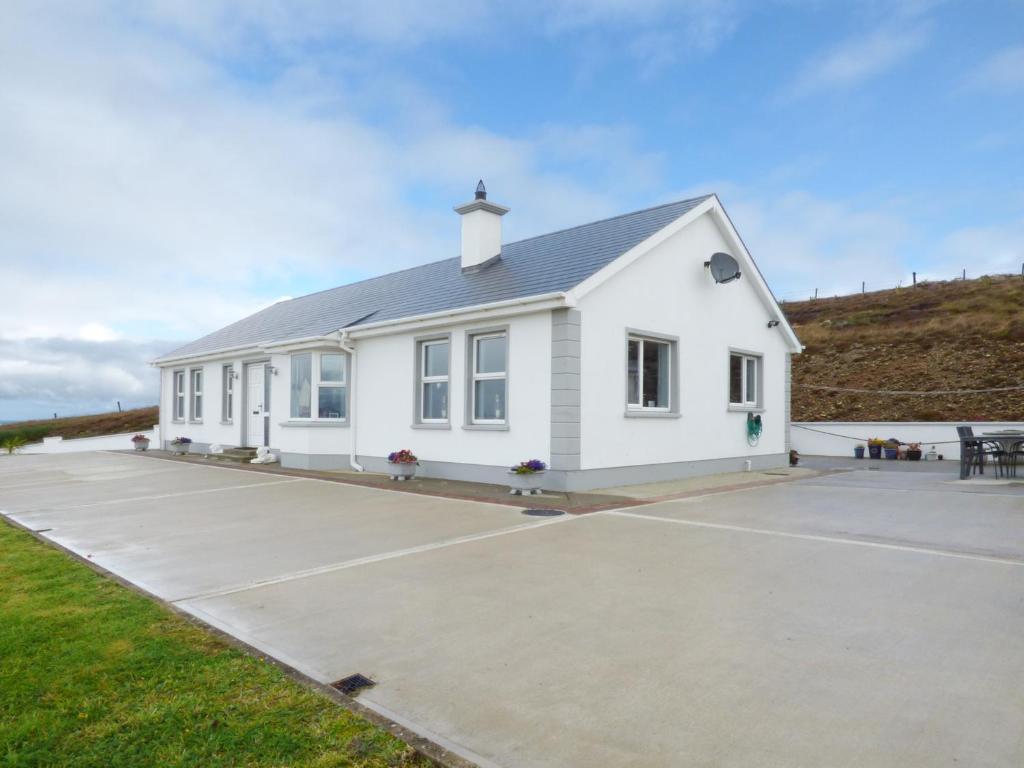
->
[[499, 194, 713, 249]]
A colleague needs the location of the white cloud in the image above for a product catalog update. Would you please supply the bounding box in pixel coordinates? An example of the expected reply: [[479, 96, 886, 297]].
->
[[924, 219, 1024, 281], [77, 323, 121, 342], [0, 1, 671, 416], [963, 46, 1024, 93], [723, 190, 915, 299], [789, 23, 930, 97], [0, 337, 167, 420]]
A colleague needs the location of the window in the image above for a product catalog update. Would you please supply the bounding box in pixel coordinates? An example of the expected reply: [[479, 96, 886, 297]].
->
[[729, 352, 761, 407], [173, 370, 185, 421], [318, 353, 346, 419], [627, 336, 670, 410], [471, 332, 507, 423], [221, 365, 234, 422], [290, 353, 312, 418], [289, 352, 347, 421], [419, 339, 449, 422], [189, 368, 203, 421]]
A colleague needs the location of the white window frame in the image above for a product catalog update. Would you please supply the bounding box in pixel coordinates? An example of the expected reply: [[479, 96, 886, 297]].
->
[[221, 364, 234, 423], [418, 338, 450, 424], [729, 351, 762, 408], [189, 368, 203, 422], [317, 353, 346, 421], [288, 351, 348, 423], [172, 370, 185, 421], [470, 331, 508, 425], [626, 335, 672, 412]]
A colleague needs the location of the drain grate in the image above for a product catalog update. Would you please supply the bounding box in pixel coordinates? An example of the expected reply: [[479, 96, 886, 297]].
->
[[330, 673, 376, 696], [521, 508, 565, 517]]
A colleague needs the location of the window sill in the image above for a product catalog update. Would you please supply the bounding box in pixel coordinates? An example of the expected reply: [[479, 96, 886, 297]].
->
[[463, 423, 510, 431], [624, 410, 681, 419], [220, 420, 233, 426], [727, 405, 765, 413], [172, 419, 185, 424], [188, 420, 203, 424], [412, 423, 451, 430], [278, 420, 349, 429]]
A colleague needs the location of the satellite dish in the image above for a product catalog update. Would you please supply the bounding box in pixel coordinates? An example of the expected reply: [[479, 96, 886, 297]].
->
[[706, 252, 741, 284]]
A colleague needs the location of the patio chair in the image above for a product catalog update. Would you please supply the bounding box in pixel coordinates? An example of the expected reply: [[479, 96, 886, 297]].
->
[[957, 426, 1006, 478]]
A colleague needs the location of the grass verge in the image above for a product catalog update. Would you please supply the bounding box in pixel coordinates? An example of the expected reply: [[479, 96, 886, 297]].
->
[[0, 519, 429, 768]]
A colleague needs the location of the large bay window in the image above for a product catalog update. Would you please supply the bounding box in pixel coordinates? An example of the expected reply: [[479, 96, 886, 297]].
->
[[626, 335, 671, 411], [189, 368, 203, 421], [290, 352, 347, 421], [173, 370, 185, 421], [418, 338, 450, 423], [729, 352, 762, 408], [470, 332, 507, 424]]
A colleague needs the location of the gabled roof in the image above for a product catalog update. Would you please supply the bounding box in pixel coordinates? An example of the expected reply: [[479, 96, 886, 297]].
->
[[155, 195, 712, 362]]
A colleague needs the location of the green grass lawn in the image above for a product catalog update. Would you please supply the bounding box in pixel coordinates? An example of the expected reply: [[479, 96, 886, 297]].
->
[[0, 520, 429, 768]]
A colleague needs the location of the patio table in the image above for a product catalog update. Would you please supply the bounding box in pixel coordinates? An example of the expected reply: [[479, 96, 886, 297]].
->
[[961, 431, 1024, 479]]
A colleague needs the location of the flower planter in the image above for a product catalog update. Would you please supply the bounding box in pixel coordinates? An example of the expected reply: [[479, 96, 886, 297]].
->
[[508, 470, 545, 496], [171, 443, 190, 455], [868, 445, 882, 459], [389, 462, 416, 481], [906, 449, 922, 461], [854, 447, 865, 459], [884, 447, 898, 460], [133, 439, 150, 452]]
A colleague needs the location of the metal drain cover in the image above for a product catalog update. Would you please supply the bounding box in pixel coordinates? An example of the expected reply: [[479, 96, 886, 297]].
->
[[330, 673, 376, 696], [521, 508, 565, 517]]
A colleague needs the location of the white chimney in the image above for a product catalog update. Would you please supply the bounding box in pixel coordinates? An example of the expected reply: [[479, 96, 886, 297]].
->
[[455, 180, 509, 271]]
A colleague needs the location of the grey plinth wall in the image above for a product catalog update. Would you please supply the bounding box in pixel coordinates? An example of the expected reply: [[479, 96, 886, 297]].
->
[[550, 308, 581, 471]]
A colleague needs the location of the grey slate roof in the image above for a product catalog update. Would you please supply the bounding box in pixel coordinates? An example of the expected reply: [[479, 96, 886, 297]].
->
[[157, 195, 711, 362]]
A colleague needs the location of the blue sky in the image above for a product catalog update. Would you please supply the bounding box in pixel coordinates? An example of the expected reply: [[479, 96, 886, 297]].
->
[[1, 1, 1022, 419]]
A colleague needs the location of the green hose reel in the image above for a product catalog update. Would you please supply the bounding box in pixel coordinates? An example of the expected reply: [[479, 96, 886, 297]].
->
[[746, 412, 763, 446]]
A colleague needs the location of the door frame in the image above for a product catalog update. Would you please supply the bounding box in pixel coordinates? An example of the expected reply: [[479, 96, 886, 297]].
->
[[242, 358, 271, 448]]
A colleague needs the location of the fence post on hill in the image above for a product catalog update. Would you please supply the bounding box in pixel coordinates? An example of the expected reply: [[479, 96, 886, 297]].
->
[[814, 288, 818, 300], [862, 281, 865, 294], [912, 272, 916, 286]]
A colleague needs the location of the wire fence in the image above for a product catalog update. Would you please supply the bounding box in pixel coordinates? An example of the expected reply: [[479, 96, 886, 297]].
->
[[775, 267, 1024, 304], [795, 383, 1024, 396]]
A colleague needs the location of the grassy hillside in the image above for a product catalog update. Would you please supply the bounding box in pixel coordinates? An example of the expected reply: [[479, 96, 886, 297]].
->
[[783, 275, 1024, 422], [0, 406, 159, 444]]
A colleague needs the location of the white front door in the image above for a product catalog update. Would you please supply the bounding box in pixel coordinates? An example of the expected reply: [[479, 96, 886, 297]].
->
[[246, 363, 268, 448]]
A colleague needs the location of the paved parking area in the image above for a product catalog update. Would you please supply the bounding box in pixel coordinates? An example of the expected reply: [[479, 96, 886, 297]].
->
[[3, 452, 1023, 767]]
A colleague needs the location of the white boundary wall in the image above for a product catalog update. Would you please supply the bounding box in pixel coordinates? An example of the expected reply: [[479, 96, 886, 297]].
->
[[792, 421, 1024, 461], [21, 427, 160, 455]]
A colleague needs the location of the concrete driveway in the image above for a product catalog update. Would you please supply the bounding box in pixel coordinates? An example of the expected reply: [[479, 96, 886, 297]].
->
[[3, 452, 1023, 767]]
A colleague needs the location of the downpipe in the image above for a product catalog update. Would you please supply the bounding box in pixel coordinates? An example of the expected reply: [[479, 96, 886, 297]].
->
[[338, 332, 363, 472]]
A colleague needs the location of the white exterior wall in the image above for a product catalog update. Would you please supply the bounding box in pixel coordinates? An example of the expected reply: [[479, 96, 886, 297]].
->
[[791, 422, 1024, 460], [354, 311, 551, 468], [21, 429, 160, 454], [157, 311, 551, 472], [578, 211, 791, 470], [160, 357, 263, 448]]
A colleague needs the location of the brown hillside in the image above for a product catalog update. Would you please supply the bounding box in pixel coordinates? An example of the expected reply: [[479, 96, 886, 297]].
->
[[782, 275, 1024, 422], [0, 406, 159, 440]]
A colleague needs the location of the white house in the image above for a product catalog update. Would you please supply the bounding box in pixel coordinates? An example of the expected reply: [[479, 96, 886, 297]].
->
[[153, 186, 801, 491]]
